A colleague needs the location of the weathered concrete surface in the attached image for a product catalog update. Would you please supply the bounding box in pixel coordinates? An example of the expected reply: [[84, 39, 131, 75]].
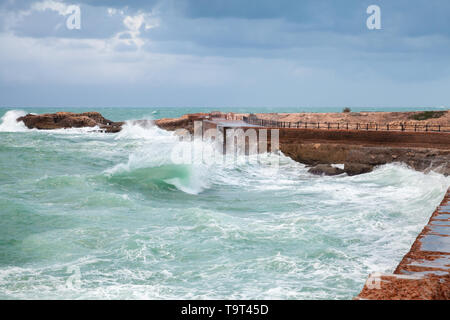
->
[[356, 189, 450, 300]]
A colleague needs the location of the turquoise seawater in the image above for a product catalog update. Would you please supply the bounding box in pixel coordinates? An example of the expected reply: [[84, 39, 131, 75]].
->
[[0, 107, 449, 300]]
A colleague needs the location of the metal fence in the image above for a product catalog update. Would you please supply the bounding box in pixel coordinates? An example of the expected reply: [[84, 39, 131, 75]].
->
[[242, 116, 449, 133]]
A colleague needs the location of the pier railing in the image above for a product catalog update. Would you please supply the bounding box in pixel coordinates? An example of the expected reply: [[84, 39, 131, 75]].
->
[[242, 116, 449, 133]]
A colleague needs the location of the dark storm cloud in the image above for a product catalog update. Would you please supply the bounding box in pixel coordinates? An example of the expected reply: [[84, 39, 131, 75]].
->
[[73, 0, 450, 37], [2, 0, 450, 44], [0, 0, 449, 107]]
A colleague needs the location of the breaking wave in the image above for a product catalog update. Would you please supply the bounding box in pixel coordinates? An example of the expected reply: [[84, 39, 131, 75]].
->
[[106, 120, 211, 195], [0, 110, 29, 132]]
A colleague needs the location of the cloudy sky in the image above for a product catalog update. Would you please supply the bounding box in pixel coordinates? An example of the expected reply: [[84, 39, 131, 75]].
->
[[0, 0, 449, 108]]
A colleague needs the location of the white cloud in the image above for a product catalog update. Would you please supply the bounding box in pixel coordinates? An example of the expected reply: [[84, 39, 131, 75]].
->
[[123, 14, 144, 31], [31, 0, 74, 16], [0, 32, 235, 88], [110, 12, 159, 51]]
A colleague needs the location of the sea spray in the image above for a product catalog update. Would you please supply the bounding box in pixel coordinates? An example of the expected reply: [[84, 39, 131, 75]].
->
[[0, 110, 28, 132]]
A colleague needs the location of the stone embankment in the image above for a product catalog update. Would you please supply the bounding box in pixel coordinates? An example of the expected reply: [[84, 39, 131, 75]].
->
[[356, 188, 450, 300]]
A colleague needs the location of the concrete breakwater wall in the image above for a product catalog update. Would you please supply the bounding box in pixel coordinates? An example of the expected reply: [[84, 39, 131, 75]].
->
[[356, 188, 450, 300]]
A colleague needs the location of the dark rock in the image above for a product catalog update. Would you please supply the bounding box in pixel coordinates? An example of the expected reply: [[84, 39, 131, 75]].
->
[[99, 122, 124, 133], [308, 164, 345, 176], [344, 163, 374, 176]]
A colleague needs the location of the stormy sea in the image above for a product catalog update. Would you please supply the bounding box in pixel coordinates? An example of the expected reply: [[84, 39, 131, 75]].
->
[[1, 107, 449, 299]]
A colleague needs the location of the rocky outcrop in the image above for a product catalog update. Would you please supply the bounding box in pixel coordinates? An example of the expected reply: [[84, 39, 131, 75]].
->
[[154, 113, 215, 134], [155, 116, 194, 133], [15, 111, 220, 134], [15, 111, 216, 134], [308, 164, 345, 176], [17, 112, 124, 133]]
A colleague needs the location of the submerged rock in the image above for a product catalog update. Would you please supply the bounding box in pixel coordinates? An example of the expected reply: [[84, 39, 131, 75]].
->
[[308, 164, 345, 176], [308, 163, 376, 176], [344, 163, 374, 176], [16, 112, 124, 133]]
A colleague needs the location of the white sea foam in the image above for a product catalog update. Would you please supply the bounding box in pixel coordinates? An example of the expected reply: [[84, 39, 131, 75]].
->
[[114, 119, 172, 141], [0, 110, 29, 132]]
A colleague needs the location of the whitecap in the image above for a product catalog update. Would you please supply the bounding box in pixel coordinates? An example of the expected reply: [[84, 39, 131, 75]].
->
[[0, 110, 29, 132]]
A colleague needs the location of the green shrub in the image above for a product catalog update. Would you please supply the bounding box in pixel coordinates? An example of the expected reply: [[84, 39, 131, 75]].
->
[[342, 107, 351, 113], [409, 111, 445, 121]]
